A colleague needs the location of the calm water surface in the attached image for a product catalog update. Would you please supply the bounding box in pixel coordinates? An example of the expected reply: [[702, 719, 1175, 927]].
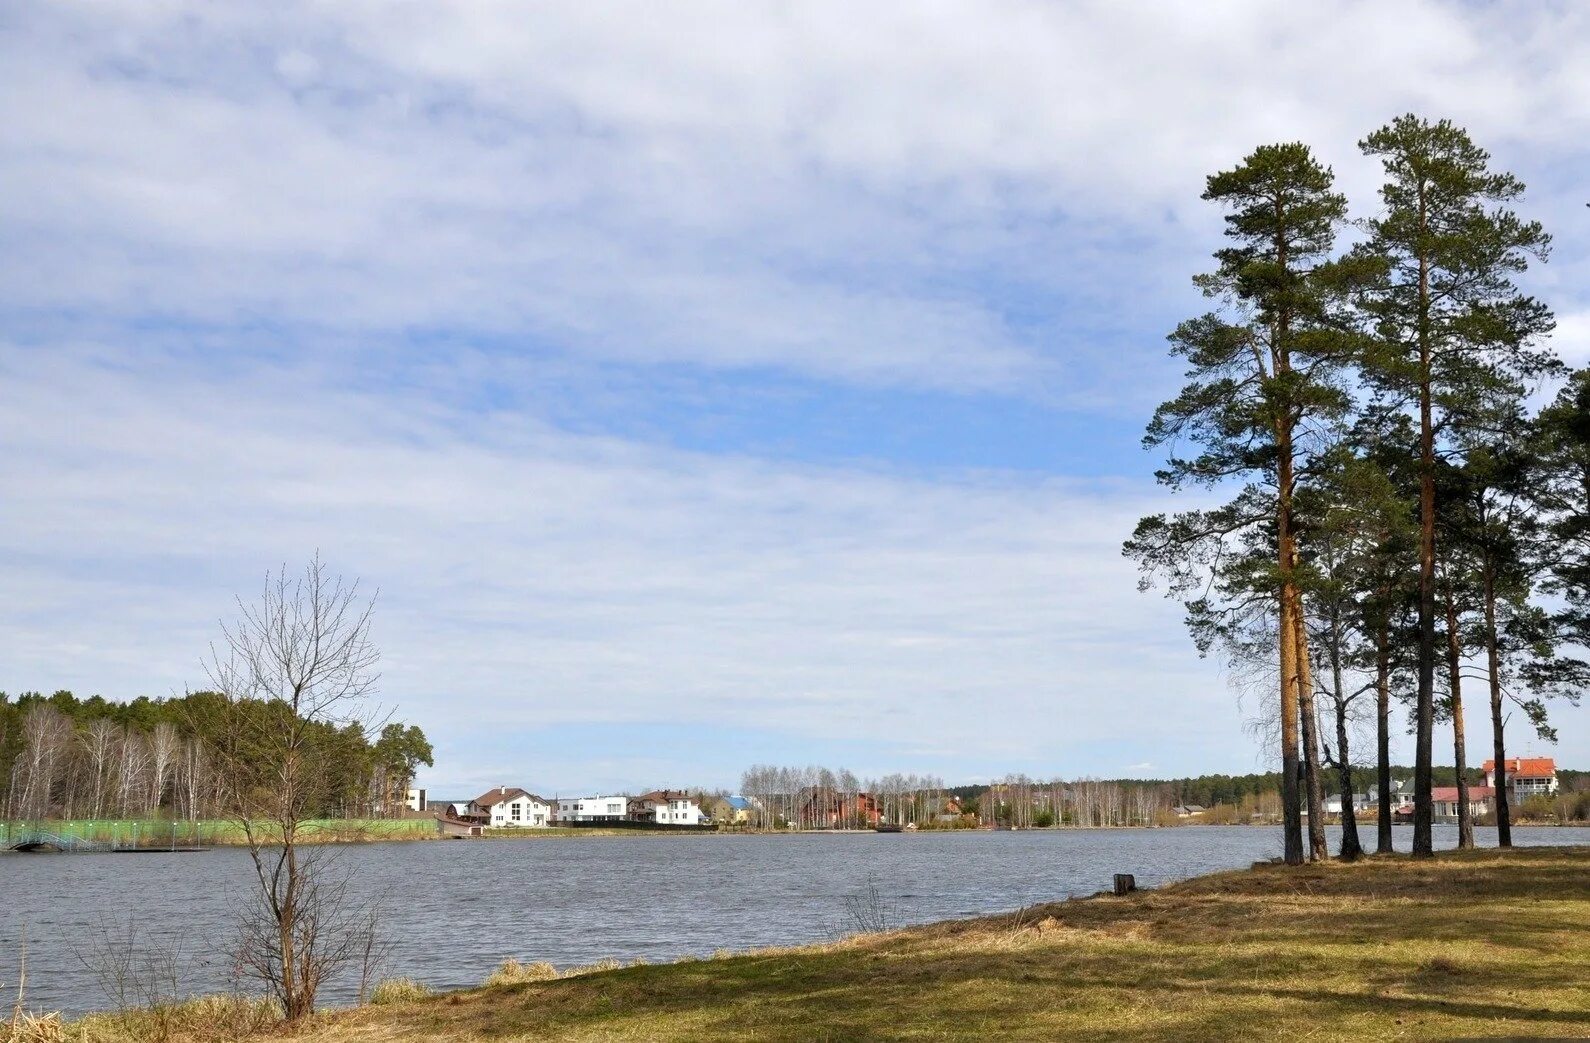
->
[[3, 824, 1586, 1015]]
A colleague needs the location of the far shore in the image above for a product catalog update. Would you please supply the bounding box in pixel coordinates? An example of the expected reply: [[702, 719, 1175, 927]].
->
[[9, 817, 1584, 853], [6, 814, 1583, 858]]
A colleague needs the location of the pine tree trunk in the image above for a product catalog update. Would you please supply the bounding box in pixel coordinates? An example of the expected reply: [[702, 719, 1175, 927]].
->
[[1412, 192, 1437, 858], [1294, 603, 1326, 861], [1483, 563, 1512, 847], [1279, 585, 1303, 865], [1272, 208, 1304, 867], [1376, 622, 1394, 854], [1331, 628, 1362, 860], [1444, 585, 1474, 849]]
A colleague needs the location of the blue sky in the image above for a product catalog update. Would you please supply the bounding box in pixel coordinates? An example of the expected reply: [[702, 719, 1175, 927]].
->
[[3, 2, 1588, 796]]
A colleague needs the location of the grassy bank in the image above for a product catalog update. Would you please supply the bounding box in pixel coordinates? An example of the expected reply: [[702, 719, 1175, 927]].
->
[[2, 818, 438, 847], [38, 846, 1590, 1041]]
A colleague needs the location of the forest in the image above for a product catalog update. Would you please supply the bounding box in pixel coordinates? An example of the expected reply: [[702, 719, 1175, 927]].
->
[[0, 688, 432, 822], [1125, 116, 1589, 862]]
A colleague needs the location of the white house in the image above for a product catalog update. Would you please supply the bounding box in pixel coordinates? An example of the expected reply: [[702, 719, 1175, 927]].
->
[[471, 787, 552, 828], [1367, 780, 1415, 811], [405, 787, 427, 812], [1323, 793, 1373, 815], [630, 790, 704, 825], [556, 795, 630, 822], [1432, 785, 1495, 822]]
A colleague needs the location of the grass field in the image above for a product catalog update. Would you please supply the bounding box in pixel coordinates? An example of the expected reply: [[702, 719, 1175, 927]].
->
[[40, 846, 1590, 1042]]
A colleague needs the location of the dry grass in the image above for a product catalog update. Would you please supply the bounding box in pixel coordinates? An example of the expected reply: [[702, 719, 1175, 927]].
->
[[6, 1010, 66, 1043], [58, 847, 1590, 1041], [368, 980, 433, 1006], [40, 996, 279, 1043], [480, 959, 559, 987]]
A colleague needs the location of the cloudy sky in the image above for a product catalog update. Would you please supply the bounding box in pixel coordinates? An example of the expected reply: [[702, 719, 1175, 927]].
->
[[3, 2, 1588, 796]]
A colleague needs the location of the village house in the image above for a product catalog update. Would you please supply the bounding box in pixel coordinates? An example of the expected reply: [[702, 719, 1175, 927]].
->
[[798, 788, 881, 828], [629, 790, 705, 825], [1171, 804, 1206, 818], [1432, 785, 1495, 823], [471, 787, 552, 828], [556, 795, 630, 822], [723, 795, 758, 824], [1368, 780, 1415, 812], [1483, 757, 1558, 800], [1322, 792, 1376, 815]]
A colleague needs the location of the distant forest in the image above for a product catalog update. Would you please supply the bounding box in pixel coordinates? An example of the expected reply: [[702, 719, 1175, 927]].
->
[[0, 689, 432, 822]]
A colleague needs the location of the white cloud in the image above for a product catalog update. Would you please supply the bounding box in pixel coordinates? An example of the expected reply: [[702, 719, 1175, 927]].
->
[[0, 345, 1238, 788], [1553, 312, 1590, 368], [2, 3, 1587, 789], [2, 2, 1587, 395]]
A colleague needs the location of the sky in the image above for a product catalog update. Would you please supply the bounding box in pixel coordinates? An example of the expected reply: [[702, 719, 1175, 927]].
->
[[3, 2, 1589, 798]]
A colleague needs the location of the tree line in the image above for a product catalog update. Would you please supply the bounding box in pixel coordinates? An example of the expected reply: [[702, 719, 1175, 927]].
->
[[0, 688, 432, 823], [735, 768, 1265, 828], [1126, 114, 1586, 863], [738, 764, 954, 829], [738, 764, 1588, 832]]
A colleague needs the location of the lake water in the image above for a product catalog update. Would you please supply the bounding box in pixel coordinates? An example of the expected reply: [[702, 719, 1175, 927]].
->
[[4, 824, 1587, 1016]]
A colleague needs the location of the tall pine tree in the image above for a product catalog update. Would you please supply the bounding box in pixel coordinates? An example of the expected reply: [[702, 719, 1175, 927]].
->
[[1356, 116, 1554, 857], [1127, 143, 1367, 864]]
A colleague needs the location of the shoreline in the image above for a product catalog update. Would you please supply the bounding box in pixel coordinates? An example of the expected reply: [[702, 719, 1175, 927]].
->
[[9, 818, 1585, 853]]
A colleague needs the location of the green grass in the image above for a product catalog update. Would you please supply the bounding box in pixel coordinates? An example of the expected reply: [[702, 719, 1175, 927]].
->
[[308, 846, 1590, 1042]]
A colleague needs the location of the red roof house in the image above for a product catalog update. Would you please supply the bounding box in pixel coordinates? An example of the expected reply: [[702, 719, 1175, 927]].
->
[[1482, 758, 1558, 797], [1431, 785, 1494, 821]]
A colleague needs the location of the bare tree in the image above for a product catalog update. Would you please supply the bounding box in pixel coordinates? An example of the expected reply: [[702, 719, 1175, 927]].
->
[[205, 555, 383, 1023], [148, 722, 180, 815], [13, 705, 72, 821], [117, 729, 148, 818], [177, 738, 207, 821], [83, 718, 117, 820]]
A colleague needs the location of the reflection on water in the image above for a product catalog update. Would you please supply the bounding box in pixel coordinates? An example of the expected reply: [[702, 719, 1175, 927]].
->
[[3, 823, 1585, 1015]]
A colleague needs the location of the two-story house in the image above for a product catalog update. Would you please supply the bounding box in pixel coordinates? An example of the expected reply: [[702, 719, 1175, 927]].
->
[[1483, 758, 1558, 800], [630, 790, 704, 825], [471, 787, 552, 828]]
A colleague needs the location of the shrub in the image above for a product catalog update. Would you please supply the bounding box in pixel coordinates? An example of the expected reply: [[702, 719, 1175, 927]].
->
[[369, 978, 433, 1005], [1517, 795, 1558, 822]]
